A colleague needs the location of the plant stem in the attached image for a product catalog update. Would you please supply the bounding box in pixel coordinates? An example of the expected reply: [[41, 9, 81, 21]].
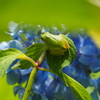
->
[[38, 67, 58, 75], [22, 67, 38, 100], [22, 51, 46, 100], [37, 51, 46, 66], [17, 54, 38, 67]]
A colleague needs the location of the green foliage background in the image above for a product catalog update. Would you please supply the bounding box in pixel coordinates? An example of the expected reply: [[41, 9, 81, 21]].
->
[[0, 0, 100, 45], [0, 0, 100, 32], [0, 76, 19, 100], [0, 0, 100, 100], [0, 34, 10, 42]]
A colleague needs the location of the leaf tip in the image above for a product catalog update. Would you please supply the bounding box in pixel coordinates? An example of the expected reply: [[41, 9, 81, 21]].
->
[[11, 65, 20, 69]]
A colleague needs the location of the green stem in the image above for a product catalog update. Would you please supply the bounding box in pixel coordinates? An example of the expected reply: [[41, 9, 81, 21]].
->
[[37, 51, 46, 66], [22, 51, 46, 100], [22, 67, 38, 100], [38, 67, 58, 75], [17, 54, 37, 67]]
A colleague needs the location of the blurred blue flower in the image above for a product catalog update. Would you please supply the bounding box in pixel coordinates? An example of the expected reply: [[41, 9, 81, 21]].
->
[[0, 40, 23, 50], [79, 45, 100, 72], [0, 41, 9, 50], [2, 21, 100, 100]]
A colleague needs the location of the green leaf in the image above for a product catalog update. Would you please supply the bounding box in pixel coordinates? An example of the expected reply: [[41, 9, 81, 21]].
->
[[47, 35, 76, 73], [90, 72, 100, 79], [47, 35, 92, 100], [0, 48, 24, 78], [13, 43, 46, 69], [60, 73, 92, 100]]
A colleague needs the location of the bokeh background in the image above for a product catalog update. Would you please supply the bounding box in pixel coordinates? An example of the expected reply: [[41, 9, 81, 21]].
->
[[0, 0, 100, 100]]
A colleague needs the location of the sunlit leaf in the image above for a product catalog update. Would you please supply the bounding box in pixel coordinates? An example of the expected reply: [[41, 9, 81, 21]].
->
[[0, 48, 24, 78], [90, 72, 100, 79], [60, 73, 92, 100], [13, 43, 46, 69]]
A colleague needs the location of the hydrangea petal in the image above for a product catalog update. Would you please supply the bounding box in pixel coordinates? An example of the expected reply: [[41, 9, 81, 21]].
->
[[89, 58, 100, 72], [80, 45, 96, 56], [20, 68, 32, 76], [77, 77, 93, 88], [17, 88, 25, 100], [53, 83, 70, 99], [97, 48, 100, 55], [0, 41, 9, 50], [8, 21, 19, 34], [98, 58, 100, 66], [69, 94, 78, 100], [13, 86, 23, 95], [79, 55, 94, 65], [83, 37, 95, 46], [97, 78, 100, 85], [6, 70, 20, 85], [8, 40, 23, 50], [91, 89, 99, 100]]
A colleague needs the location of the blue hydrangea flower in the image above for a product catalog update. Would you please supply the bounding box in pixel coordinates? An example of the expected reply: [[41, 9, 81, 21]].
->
[[2, 21, 100, 100], [63, 30, 100, 98], [79, 45, 100, 72]]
